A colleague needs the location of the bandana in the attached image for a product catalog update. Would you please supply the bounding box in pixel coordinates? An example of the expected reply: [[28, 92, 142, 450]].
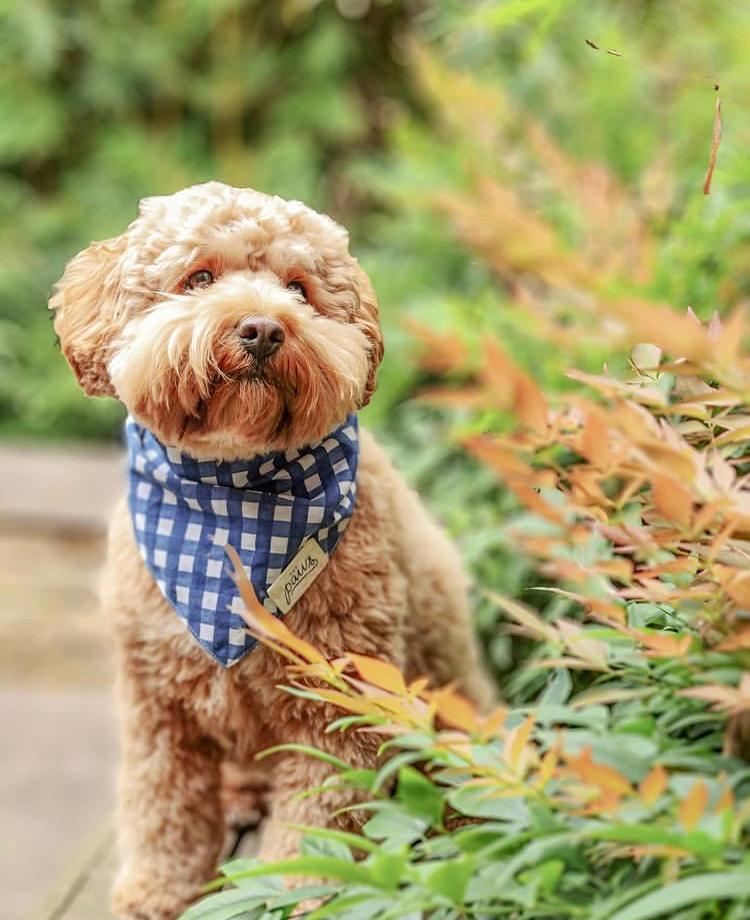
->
[[126, 415, 359, 667]]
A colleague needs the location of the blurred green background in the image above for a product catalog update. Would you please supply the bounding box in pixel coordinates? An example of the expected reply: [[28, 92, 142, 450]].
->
[[4, 0, 750, 443]]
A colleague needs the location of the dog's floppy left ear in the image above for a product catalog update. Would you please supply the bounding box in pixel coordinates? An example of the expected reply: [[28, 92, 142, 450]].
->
[[49, 234, 129, 397], [323, 254, 384, 407], [350, 261, 384, 407]]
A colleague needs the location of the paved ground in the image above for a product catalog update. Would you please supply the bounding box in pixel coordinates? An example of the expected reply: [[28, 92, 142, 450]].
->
[[0, 442, 123, 920], [2, 688, 118, 920]]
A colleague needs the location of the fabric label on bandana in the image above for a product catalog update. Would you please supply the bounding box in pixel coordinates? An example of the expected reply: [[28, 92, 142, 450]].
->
[[268, 537, 328, 613], [125, 414, 358, 668]]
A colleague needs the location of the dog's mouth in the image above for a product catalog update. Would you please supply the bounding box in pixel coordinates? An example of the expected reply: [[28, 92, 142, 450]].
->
[[225, 365, 296, 436], [240, 365, 273, 383]]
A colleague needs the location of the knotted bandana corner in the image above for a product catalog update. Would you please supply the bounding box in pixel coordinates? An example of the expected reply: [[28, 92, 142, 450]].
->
[[126, 415, 359, 667]]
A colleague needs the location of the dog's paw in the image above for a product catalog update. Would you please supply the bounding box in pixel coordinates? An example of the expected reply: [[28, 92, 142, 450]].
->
[[220, 761, 270, 830], [221, 780, 268, 830], [111, 872, 198, 920]]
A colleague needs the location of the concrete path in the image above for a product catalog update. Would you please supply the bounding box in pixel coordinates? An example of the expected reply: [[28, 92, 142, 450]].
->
[[0, 441, 124, 534], [0, 441, 123, 919], [1, 688, 118, 920]]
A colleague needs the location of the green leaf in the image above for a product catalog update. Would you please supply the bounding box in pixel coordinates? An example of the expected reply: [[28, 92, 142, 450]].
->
[[453, 824, 532, 856], [588, 824, 724, 859], [362, 806, 427, 846], [290, 825, 379, 856], [306, 893, 387, 919], [268, 884, 335, 909], [448, 786, 530, 824], [609, 872, 750, 920], [539, 668, 572, 705], [336, 768, 379, 791], [256, 744, 350, 772], [217, 856, 373, 887], [300, 832, 354, 862], [396, 766, 444, 826], [180, 888, 266, 919], [368, 851, 408, 890], [373, 751, 425, 793], [518, 858, 564, 895], [426, 855, 475, 905]]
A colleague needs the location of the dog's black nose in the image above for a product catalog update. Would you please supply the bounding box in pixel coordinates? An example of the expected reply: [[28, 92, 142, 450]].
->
[[237, 316, 285, 361]]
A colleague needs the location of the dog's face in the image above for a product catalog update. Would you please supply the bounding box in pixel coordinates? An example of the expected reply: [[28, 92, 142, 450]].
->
[[50, 182, 383, 459]]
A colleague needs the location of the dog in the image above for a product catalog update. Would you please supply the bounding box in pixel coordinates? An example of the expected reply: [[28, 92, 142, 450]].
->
[[50, 181, 494, 920]]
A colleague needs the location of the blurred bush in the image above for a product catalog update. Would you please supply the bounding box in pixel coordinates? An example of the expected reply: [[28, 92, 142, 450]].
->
[[4, 1, 750, 442], [0, 0, 422, 439]]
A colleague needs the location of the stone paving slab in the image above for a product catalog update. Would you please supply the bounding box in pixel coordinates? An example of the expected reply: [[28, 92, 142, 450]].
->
[[0, 442, 123, 918], [0, 687, 118, 920], [0, 528, 112, 688], [0, 441, 124, 534], [29, 822, 258, 920]]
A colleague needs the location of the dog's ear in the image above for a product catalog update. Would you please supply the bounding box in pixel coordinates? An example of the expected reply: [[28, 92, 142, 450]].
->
[[49, 234, 129, 397], [321, 253, 384, 408], [349, 261, 384, 407]]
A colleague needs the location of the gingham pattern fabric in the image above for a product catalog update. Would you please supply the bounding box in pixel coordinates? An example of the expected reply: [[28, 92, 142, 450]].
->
[[126, 414, 359, 667]]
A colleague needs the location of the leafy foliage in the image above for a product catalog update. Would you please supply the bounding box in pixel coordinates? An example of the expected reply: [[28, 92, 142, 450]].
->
[[188, 266, 750, 920], [190, 389, 750, 918]]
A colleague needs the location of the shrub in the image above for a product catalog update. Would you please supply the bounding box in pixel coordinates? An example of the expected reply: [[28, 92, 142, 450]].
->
[[183, 307, 750, 918]]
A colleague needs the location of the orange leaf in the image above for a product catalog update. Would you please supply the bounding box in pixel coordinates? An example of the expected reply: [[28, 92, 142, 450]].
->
[[416, 385, 488, 409], [724, 573, 750, 609], [680, 683, 748, 715], [403, 317, 469, 374], [483, 339, 548, 432], [431, 688, 481, 734], [651, 474, 693, 529], [487, 592, 560, 643], [536, 744, 559, 789], [504, 714, 535, 772], [566, 747, 631, 796], [716, 627, 750, 651], [715, 785, 734, 813], [639, 765, 668, 806], [313, 688, 384, 717], [516, 374, 549, 433], [629, 845, 691, 860], [463, 435, 530, 479], [679, 780, 708, 831], [635, 630, 692, 658], [607, 298, 711, 365], [703, 96, 722, 196], [481, 705, 509, 738], [408, 677, 431, 698], [348, 654, 407, 695], [580, 407, 613, 467], [226, 545, 325, 664]]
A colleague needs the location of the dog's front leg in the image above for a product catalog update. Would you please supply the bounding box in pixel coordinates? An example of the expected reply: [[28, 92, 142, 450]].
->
[[257, 731, 378, 864], [111, 671, 225, 920]]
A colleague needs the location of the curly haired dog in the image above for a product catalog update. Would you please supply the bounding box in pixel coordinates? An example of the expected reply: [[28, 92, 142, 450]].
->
[[50, 182, 493, 920]]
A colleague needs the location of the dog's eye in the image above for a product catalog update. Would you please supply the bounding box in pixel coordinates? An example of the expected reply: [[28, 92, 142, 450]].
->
[[185, 269, 214, 290], [287, 280, 306, 299]]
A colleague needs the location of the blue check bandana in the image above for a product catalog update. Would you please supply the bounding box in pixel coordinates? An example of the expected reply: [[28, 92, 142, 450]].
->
[[126, 415, 359, 667]]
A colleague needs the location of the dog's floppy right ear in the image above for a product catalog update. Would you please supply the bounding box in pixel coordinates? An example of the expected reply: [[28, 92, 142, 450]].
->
[[49, 234, 129, 397]]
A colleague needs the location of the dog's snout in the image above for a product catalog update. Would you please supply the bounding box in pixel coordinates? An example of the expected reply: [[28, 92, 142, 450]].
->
[[237, 316, 285, 361]]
